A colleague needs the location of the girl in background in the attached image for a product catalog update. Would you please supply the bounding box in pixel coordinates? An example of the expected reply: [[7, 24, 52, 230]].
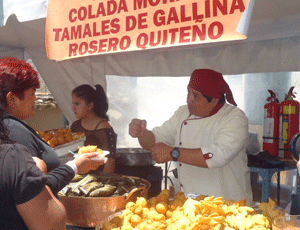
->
[[71, 84, 117, 173]]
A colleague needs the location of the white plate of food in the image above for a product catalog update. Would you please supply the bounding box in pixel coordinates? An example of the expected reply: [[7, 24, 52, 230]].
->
[[71, 146, 110, 163], [90, 150, 110, 161]]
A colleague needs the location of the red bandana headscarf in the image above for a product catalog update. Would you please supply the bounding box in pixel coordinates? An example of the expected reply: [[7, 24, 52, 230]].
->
[[188, 69, 237, 117], [188, 69, 237, 106]]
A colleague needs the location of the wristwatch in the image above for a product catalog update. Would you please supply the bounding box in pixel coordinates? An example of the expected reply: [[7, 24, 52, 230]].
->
[[170, 147, 180, 161]]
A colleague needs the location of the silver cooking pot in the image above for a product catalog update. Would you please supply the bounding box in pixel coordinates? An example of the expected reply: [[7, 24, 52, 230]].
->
[[116, 148, 155, 166]]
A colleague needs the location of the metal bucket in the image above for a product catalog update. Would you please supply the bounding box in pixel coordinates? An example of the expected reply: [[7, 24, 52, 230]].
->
[[58, 176, 150, 228]]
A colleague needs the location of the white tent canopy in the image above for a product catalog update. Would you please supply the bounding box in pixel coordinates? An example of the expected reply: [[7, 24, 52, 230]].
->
[[2, 1, 300, 205], [1, 0, 300, 122]]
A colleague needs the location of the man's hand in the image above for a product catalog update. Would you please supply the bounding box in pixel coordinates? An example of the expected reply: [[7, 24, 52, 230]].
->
[[73, 152, 105, 174], [151, 142, 173, 163], [297, 160, 300, 176], [129, 119, 147, 138], [32, 157, 47, 174]]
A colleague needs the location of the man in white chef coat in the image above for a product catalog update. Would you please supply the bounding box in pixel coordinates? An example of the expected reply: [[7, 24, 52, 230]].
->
[[129, 69, 252, 205]]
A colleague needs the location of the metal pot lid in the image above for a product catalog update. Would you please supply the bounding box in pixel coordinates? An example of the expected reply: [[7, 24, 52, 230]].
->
[[289, 132, 300, 161], [116, 148, 155, 166]]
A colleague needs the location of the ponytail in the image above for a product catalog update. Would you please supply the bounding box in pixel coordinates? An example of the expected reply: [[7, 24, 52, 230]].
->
[[94, 85, 109, 121]]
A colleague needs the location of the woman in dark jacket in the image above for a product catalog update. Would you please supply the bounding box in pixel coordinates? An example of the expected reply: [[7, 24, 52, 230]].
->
[[0, 57, 104, 195], [0, 105, 67, 229]]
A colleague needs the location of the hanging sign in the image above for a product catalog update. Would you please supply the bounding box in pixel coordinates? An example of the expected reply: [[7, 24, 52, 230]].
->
[[46, 0, 250, 60]]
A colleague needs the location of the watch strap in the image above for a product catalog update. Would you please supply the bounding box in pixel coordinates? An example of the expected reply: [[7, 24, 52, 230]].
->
[[171, 147, 180, 161]]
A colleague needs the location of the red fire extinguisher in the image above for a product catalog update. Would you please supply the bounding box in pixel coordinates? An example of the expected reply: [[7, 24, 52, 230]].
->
[[263, 90, 280, 157], [278, 87, 300, 159]]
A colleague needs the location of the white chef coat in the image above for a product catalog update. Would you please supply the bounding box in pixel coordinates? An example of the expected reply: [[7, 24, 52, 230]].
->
[[152, 103, 253, 205]]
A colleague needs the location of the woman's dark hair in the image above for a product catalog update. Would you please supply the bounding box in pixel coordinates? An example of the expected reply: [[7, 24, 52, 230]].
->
[[72, 84, 109, 121], [0, 57, 40, 108], [0, 105, 10, 144]]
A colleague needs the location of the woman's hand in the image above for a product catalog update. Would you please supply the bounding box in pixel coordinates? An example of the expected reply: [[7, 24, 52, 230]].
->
[[32, 157, 47, 174], [72, 152, 105, 174]]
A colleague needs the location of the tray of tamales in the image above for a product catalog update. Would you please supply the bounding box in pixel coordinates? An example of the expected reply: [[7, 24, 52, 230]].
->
[[58, 172, 151, 227]]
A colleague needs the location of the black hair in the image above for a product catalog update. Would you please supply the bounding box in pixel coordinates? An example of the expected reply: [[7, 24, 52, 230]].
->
[[202, 94, 225, 104], [72, 84, 109, 121]]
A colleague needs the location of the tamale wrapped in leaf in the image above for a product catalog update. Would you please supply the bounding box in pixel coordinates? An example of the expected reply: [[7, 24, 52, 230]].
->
[[71, 174, 85, 182], [58, 185, 71, 196], [89, 185, 117, 197], [124, 177, 136, 187], [71, 174, 97, 192], [79, 182, 104, 196]]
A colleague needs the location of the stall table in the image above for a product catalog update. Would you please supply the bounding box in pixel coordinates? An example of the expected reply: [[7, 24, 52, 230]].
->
[[249, 160, 300, 206]]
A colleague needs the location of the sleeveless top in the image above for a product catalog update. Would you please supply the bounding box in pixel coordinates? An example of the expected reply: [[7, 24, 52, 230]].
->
[[71, 119, 117, 157]]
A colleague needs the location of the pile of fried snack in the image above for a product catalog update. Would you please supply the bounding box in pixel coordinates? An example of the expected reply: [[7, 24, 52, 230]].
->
[[78, 145, 103, 155], [37, 127, 85, 148], [101, 189, 285, 230], [259, 198, 285, 226]]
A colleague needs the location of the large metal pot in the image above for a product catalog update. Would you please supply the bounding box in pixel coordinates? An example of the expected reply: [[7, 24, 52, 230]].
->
[[116, 148, 155, 166], [58, 176, 150, 228]]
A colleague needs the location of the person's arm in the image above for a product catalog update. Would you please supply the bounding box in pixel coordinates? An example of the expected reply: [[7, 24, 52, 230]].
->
[[103, 158, 115, 173], [92, 126, 116, 173], [200, 109, 249, 169], [45, 164, 75, 194], [151, 106, 248, 169], [138, 129, 156, 150], [46, 152, 104, 194], [16, 185, 66, 230], [297, 160, 300, 176], [7, 122, 73, 193], [32, 157, 47, 174], [5, 143, 66, 229], [151, 142, 208, 168], [177, 148, 208, 167], [129, 119, 156, 150]]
